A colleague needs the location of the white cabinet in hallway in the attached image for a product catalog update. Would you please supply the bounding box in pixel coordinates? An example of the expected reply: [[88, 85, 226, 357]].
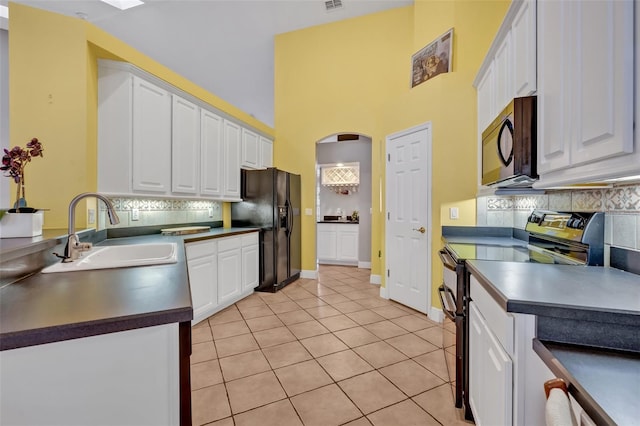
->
[[535, 0, 638, 186], [186, 231, 259, 325], [317, 223, 359, 266]]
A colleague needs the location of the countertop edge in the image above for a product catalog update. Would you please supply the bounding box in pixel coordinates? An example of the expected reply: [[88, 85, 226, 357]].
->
[[533, 339, 616, 426], [0, 307, 192, 351]]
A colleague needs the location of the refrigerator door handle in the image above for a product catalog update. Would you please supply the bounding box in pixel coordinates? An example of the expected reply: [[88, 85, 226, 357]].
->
[[287, 199, 294, 236]]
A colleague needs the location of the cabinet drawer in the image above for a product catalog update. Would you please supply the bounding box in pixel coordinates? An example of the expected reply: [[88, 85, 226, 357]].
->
[[470, 275, 514, 355], [185, 240, 216, 259], [241, 232, 259, 247], [218, 236, 241, 252]]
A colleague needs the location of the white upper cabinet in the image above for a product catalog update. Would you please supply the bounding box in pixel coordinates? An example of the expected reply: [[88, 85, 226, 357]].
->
[[493, 32, 513, 114], [512, 0, 537, 97], [98, 60, 271, 200], [476, 63, 495, 135], [260, 136, 274, 168], [132, 76, 172, 194], [200, 109, 224, 197], [241, 128, 260, 169], [171, 95, 199, 194], [535, 0, 637, 186], [223, 120, 242, 200], [475, 0, 536, 135]]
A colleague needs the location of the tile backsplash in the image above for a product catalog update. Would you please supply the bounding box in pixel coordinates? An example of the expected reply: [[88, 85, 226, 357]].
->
[[97, 197, 222, 229], [477, 183, 640, 251]]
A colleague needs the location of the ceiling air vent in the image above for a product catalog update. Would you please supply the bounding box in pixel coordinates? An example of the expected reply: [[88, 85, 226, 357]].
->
[[325, 0, 344, 12]]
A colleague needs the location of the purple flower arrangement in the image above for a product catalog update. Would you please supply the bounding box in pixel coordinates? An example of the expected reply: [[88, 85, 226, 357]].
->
[[1, 138, 44, 210]]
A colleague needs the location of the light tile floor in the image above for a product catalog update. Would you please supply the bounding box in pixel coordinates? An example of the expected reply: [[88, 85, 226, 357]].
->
[[191, 265, 471, 426]]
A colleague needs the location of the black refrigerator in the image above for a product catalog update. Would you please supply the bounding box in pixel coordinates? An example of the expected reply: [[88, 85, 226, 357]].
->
[[231, 168, 301, 292]]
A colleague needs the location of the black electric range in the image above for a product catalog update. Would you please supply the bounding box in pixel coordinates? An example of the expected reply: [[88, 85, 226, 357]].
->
[[438, 210, 605, 420]]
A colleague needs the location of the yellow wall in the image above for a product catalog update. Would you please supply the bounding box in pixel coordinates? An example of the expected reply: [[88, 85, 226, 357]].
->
[[8, 2, 274, 229], [275, 0, 509, 307]]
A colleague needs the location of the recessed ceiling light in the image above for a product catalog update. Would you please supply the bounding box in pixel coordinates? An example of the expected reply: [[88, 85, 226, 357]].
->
[[99, 0, 144, 11], [0, 5, 9, 19]]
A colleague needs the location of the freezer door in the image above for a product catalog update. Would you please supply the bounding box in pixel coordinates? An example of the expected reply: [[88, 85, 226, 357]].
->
[[288, 172, 301, 278], [276, 170, 289, 284]]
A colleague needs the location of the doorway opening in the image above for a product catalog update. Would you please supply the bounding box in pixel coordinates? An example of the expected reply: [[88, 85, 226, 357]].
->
[[315, 134, 373, 273]]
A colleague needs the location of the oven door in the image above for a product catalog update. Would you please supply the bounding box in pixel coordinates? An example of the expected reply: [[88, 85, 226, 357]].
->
[[438, 249, 459, 320]]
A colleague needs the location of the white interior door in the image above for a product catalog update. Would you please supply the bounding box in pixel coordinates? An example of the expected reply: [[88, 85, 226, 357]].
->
[[385, 124, 431, 314]]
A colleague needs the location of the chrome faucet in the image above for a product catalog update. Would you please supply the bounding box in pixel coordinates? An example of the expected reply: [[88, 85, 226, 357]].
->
[[62, 193, 120, 262]]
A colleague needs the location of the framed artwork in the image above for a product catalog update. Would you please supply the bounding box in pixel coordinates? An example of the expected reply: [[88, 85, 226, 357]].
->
[[411, 28, 453, 88]]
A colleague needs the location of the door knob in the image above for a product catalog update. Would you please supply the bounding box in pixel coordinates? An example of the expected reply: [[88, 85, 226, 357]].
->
[[413, 226, 426, 234]]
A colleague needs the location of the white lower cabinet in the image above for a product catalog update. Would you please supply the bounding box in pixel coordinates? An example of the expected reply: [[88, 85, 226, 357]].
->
[[317, 223, 359, 265], [217, 237, 242, 305], [469, 275, 554, 426], [469, 300, 513, 426], [241, 233, 259, 292], [0, 324, 180, 426], [186, 232, 258, 325], [185, 240, 217, 321]]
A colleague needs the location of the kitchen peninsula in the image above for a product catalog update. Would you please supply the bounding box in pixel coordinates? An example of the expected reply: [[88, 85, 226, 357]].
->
[[0, 226, 258, 426]]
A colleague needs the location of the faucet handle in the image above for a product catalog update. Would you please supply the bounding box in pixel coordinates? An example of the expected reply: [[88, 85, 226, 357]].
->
[[77, 242, 93, 251]]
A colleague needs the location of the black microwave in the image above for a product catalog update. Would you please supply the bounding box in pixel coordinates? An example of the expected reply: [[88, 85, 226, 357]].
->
[[481, 96, 537, 187]]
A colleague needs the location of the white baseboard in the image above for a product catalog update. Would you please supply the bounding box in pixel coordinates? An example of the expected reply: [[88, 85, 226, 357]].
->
[[300, 269, 317, 279], [429, 306, 444, 323], [379, 285, 389, 299], [370, 274, 381, 285], [358, 261, 371, 269]]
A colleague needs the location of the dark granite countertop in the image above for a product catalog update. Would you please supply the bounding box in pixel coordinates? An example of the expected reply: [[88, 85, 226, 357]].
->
[[465, 260, 640, 326], [534, 339, 640, 426], [0, 227, 259, 351]]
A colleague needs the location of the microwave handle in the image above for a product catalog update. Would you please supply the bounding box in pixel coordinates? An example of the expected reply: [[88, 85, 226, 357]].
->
[[438, 249, 457, 271], [438, 284, 457, 320]]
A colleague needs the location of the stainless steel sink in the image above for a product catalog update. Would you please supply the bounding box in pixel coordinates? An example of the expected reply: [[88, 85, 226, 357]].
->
[[41, 243, 178, 273]]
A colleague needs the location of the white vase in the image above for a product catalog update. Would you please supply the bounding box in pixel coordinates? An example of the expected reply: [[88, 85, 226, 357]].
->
[[0, 211, 44, 238]]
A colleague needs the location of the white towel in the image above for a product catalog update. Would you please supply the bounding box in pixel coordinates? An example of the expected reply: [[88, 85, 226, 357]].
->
[[545, 388, 578, 426]]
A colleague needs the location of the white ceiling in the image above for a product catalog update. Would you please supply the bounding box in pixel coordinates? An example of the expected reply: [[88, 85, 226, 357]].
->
[[5, 0, 413, 126]]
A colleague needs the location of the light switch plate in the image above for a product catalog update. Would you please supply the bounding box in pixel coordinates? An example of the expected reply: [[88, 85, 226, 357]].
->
[[305, 208, 313, 216], [450, 207, 459, 220], [88, 209, 95, 224]]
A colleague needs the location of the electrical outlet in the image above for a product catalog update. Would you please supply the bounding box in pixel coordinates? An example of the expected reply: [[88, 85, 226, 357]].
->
[[450, 207, 459, 220], [208, 208, 214, 218], [88, 209, 95, 224], [131, 208, 140, 221]]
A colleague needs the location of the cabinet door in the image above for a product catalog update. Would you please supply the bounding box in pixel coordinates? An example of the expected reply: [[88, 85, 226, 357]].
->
[[476, 64, 495, 134], [241, 128, 260, 169], [242, 244, 259, 291], [171, 95, 199, 194], [132, 76, 171, 193], [337, 227, 358, 262], [317, 225, 337, 261], [570, 0, 634, 166], [223, 120, 242, 199], [493, 32, 512, 113], [187, 255, 217, 323], [200, 110, 224, 197], [260, 136, 273, 168], [512, 0, 536, 97], [537, 0, 572, 173], [218, 248, 242, 305], [469, 301, 513, 426]]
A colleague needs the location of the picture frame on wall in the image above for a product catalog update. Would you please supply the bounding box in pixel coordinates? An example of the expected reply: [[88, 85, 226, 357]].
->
[[411, 28, 453, 88]]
